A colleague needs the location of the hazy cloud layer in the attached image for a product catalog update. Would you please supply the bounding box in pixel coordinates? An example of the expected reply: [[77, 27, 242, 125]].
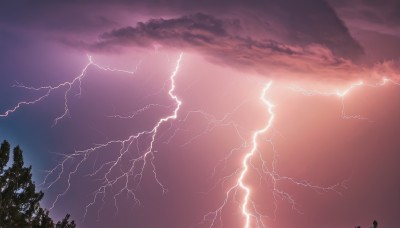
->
[[77, 13, 356, 79], [1, 0, 399, 81]]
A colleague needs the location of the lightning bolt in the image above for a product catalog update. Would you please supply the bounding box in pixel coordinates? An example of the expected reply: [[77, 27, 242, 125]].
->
[[238, 81, 275, 228], [3, 49, 399, 228], [199, 81, 343, 228], [289, 77, 400, 121], [79, 52, 183, 217], [2, 55, 140, 126], [219, 76, 400, 228], [1, 52, 184, 219]]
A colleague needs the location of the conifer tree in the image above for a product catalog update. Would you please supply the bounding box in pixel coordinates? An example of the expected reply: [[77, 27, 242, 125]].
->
[[0, 140, 75, 228]]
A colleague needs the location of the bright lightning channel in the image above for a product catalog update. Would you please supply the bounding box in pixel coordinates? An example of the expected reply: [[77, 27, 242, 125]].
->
[[1, 55, 140, 126], [4, 53, 397, 227], [200, 82, 343, 228], [238, 81, 275, 228], [289, 77, 400, 120], [1, 52, 184, 219], [53, 53, 184, 218]]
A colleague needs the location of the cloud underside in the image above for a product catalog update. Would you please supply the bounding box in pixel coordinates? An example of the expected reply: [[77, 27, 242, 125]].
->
[[2, 0, 397, 81], [67, 13, 395, 81]]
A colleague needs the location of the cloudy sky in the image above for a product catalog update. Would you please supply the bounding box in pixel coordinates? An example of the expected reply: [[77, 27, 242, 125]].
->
[[1, 0, 400, 227]]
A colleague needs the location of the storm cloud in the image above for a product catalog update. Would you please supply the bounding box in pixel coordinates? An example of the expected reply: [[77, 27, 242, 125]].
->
[[2, 1, 400, 228], [77, 13, 358, 79], [1, 0, 399, 80]]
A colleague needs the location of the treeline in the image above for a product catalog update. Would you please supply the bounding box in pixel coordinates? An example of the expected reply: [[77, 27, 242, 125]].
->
[[0, 140, 75, 228]]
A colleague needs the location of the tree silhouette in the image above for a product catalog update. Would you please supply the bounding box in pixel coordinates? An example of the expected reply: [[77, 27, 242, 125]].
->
[[354, 220, 378, 228], [0, 140, 75, 228]]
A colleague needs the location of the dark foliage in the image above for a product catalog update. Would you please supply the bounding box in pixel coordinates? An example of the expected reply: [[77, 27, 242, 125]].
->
[[355, 220, 378, 228], [0, 140, 75, 228]]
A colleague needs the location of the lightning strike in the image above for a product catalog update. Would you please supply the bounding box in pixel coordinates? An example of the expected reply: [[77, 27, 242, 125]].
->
[[1, 52, 184, 219], [3, 50, 396, 227], [289, 78, 400, 120], [238, 81, 275, 228], [1, 55, 139, 126], [200, 82, 344, 228]]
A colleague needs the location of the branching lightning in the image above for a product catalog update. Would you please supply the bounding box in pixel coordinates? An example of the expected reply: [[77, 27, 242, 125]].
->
[[238, 81, 275, 228], [2, 49, 399, 228], [1, 52, 184, 219], [195, 76, 400, 228], [289, 77, 400, 121], [199, 82, 343, 228], [2, 55, 140, 126]]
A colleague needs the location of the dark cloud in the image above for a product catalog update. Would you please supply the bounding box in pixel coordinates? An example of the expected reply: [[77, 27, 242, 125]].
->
[[2, 0, 400, 80], [0, 1, 118, 34], [327, 0, 400, 63], [100, 13, 236, 45], [328, 0, 400, 33], [1, 0, 365, 58], [76, 13, 356, 79]]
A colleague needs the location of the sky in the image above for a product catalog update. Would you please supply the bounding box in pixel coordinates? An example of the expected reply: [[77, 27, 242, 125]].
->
[[0, 0, 400, 227]]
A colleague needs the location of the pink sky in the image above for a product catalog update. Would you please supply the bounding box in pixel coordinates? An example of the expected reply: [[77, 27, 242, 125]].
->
[[1, 1, 400, 227]]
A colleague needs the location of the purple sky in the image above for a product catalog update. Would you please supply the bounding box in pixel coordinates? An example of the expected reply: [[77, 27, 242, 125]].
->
[[1, 1, 400, 227]]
